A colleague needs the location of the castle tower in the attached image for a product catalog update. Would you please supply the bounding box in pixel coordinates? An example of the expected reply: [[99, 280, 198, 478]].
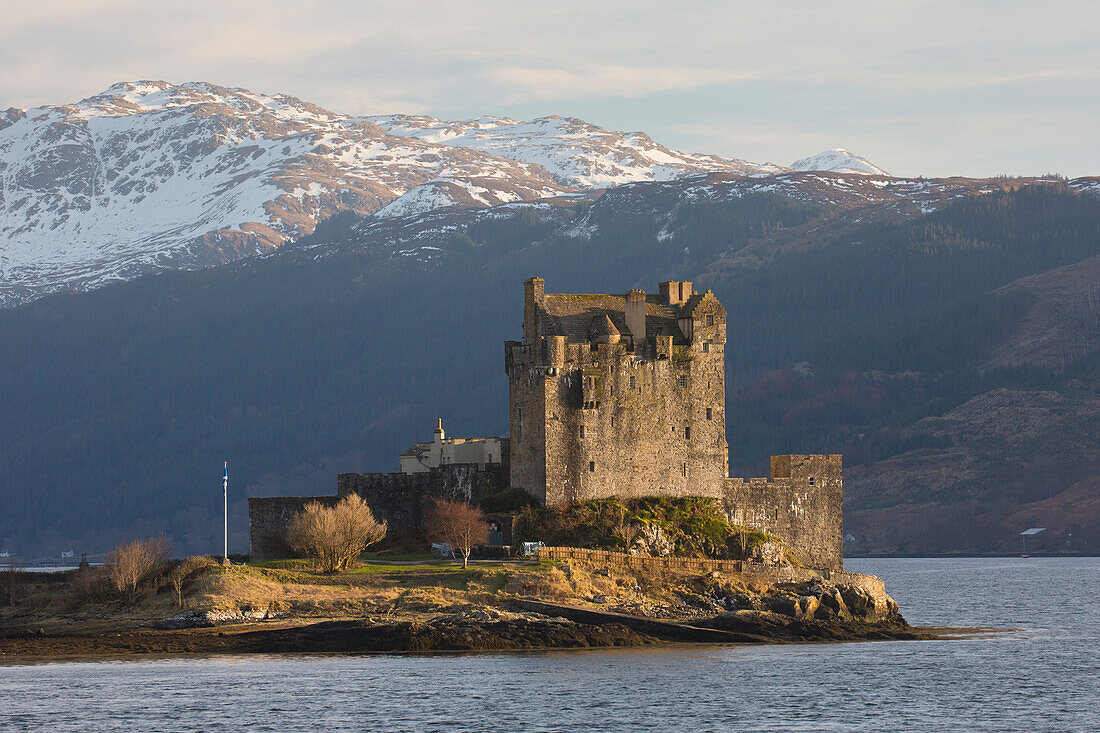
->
[[505, 278, 728, 505]]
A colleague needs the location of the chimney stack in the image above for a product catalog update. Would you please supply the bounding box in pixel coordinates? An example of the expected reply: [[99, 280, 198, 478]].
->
[[523, 276, 545, 344], [659, 280, 694, 306], [626, 289, 647, 347]]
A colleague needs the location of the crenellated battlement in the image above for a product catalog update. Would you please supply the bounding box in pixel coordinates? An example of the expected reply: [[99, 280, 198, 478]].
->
[[724, 455, 844, 570]]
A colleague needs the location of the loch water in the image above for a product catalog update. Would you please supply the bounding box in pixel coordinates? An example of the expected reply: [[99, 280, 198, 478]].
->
[[1, 557, 1097, 732]]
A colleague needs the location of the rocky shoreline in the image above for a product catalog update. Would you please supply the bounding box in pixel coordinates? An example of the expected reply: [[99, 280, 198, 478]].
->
[[0, 608, 942, 661], [0, 556, 950, 661]]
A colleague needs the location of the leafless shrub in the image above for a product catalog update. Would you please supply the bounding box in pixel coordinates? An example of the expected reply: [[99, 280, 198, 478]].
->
[[286, 495, 387, 573], [1, 564, 21, 606], [735, 528, 750, 559], [168, 567, 186, 607], [166, 555, 219, 607], [426, 498, 490, 569], [105, 536, 170, 604], [70, 565, 112, 605]]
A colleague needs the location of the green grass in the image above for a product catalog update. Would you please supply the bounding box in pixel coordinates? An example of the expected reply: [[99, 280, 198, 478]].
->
[[361, 551, 436, 562], [246, 558, 311, 570], [343, 561, 465, 575], [247, 556, 524, 579]]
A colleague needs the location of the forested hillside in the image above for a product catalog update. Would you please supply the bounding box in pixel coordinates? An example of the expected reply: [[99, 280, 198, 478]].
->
[[1, 183, 1098, 557]]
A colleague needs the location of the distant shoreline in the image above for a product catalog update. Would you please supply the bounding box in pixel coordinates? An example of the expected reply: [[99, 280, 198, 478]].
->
[[845, 553, 1098, 560]]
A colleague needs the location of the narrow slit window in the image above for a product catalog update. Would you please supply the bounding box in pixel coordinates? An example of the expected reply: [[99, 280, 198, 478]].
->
[[706, 408, 712, 421], [579, 426, 585, 438], [589, 461, 595, 473], [685, 426, 691, 440]]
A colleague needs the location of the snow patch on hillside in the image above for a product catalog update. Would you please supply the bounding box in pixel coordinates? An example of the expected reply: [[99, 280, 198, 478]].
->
[[368, 114, 782, 187], [790, 149, 888, 176]]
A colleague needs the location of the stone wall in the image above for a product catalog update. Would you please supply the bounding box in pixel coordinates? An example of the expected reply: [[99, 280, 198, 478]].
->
[[248, 462, 508, 561], [337, 463, 508, 534], [724, 455, 844, 571], [248, 495, 341, 561]]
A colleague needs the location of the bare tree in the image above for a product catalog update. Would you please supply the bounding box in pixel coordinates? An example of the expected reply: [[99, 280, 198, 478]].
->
[[735, 527, 750, 559], [286, 494, 387, 572], [426, 498, 490, 569], [166, 556, 218, 607], [105, 536, 170, 604], [1, 564, 19, 606], [169, 566, 186, 608]]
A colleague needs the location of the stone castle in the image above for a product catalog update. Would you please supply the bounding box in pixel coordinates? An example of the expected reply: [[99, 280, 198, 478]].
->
[[250, 278, 843, 570], [507, 277, 729, 505]]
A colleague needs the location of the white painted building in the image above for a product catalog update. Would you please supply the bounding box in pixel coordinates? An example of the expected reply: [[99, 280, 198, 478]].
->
[[399, 419, 504, 473]]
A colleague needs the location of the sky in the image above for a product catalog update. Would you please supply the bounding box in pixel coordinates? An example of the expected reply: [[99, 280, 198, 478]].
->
[[2, 0, 1098, 178]]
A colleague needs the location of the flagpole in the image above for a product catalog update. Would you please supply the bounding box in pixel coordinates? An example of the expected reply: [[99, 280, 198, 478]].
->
[[223, 461, 228, 562]]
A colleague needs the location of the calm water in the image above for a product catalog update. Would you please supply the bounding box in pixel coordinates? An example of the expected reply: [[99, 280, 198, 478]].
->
[[1, 557, 1097, 732]]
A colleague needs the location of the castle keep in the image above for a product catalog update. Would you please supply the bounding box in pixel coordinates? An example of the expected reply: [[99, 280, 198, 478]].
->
[[507, 278, 727, 505], [249, 277, 844, 570], [504, 278, 842, 569]]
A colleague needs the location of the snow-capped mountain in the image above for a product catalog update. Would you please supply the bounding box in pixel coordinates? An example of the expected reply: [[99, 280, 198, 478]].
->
[[366, 114, 783, 187], [0, 82, 568, 306], [790, 148, 888, 176], [0, 81, 896, 306]]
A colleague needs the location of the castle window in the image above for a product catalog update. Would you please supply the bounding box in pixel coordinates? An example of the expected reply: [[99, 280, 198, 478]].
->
[[682, 463, 687, 476], [702, 342, 709, 352], [706, 315, 714, 326], [706, 408, 712, 421], [685, 426, 691, 440], [809, 477, 815, 487], [589, 461, 595, 472], [630, 376, 636, 389], [579, 426, 585, 438], [611, 416, 615, 427], [679, 375, 687, 388]]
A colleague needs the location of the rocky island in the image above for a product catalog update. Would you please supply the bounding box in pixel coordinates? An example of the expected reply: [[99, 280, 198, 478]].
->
[[1, 277, 948, 660], [0, 545, 935, 661]]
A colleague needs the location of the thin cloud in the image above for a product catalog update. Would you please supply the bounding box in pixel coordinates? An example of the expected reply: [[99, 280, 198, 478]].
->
[[488, 66, 762, 103], [0, 1, 1097, 176]]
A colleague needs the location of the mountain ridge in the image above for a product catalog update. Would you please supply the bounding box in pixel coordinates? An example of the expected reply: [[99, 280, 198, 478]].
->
[[0, 80, 894, 307]]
